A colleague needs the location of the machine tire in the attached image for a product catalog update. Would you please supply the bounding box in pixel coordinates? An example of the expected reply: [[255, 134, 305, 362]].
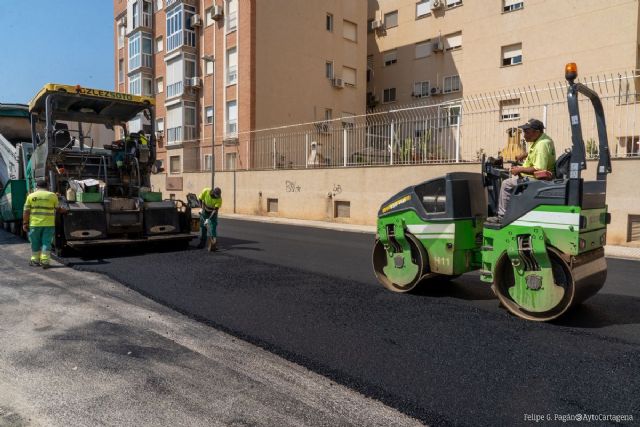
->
[[494, 248, 575, 322], [372, 233, 428, 293]]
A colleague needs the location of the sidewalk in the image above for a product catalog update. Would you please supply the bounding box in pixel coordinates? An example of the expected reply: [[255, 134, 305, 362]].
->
[[220, 213, 640, 261]]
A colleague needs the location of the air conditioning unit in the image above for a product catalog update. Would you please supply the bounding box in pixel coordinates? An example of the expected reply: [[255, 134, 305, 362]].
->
[[370, 20, 384, 31], [432, 39, 444, 52], [430, 87, 442, 96], [185, 77, 202, 88], [431, 0, 445, 10], [331, 77, 344, 88], [191, 14, 202, 27], [211, 5, 224, 21]]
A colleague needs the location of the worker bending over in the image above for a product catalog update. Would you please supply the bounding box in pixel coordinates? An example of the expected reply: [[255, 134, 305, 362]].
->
[[197, 187, 222, 250]]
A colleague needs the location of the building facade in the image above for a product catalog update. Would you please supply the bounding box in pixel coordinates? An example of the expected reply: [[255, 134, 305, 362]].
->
[[366, 0, 640, 108], [114, 0, 367, 183]]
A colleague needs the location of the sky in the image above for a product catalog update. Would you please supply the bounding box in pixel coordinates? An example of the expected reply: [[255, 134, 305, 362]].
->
[[0, 0, 114, 104]]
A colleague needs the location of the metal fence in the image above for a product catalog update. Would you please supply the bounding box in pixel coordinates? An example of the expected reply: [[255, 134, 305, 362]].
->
[[174, 70, 640, 173]]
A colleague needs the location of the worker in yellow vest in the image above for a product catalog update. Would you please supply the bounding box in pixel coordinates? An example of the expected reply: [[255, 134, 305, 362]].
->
[[22, 179, 67, 268], [197, 187, 222, 251]]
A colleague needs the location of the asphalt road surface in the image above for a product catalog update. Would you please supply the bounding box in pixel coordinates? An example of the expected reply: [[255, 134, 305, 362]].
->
[[60, 218, 640, 426]]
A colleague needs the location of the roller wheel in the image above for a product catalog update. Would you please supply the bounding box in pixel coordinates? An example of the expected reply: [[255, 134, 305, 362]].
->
[[494, 248, 575, 322], [372, 233, 428, 293]]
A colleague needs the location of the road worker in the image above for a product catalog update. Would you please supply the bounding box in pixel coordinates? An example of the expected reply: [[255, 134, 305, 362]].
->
[[22, 178, 67, 268], [197, 187, 222, 251]]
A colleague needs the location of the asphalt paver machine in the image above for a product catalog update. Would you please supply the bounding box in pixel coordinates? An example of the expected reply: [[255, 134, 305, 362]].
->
[[372, 64, 611, 321], [29, 84, 193, 255]]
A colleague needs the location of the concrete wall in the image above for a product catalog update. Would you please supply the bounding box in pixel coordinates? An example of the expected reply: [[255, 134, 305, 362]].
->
[[151, 158, 640, 246]]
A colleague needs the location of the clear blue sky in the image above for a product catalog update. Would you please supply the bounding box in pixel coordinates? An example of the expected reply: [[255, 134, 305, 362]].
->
[[0, 0, 114, 104]]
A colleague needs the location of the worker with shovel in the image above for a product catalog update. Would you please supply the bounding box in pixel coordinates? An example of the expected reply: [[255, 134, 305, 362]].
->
[[197, 187, 222, 251]]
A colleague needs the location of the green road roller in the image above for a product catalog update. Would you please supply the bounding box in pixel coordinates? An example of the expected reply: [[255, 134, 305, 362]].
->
[[372, 63, 611, 322]]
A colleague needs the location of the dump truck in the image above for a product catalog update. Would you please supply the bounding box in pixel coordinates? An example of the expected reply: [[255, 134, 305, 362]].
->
[[0, 103, 33, 236], [372, 63, 611, 321], [28, 84, 193, 255]]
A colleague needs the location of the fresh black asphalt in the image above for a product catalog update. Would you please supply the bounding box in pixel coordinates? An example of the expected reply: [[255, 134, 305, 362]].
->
[[60, 219, 640, 426]]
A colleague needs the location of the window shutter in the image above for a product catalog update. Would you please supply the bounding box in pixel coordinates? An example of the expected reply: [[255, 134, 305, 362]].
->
[[446, 33, 462, 49], [503, 44, 522, 59], [416, 1, 430, 16], [415, 41, 432, 58], [342, 67, 356, 86], [343, 20, 357, 41], [504, 0, 521, 7]]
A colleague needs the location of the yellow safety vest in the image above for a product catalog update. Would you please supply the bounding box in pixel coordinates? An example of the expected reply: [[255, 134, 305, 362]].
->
[[199, 188, 222, 210], [24, 190, 59, 227]]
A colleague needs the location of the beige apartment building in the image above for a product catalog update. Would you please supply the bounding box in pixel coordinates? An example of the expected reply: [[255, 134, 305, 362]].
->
[[113, 0, 367, 187], [366, 0, 640, 107]]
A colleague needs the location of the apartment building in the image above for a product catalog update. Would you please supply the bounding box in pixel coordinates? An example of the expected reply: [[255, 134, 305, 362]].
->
[[114, 0, 367, 183], [366, 0, 640, 107]]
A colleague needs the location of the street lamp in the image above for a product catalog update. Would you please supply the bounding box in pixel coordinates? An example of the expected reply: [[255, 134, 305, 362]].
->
[[202, 54, 215, 187]]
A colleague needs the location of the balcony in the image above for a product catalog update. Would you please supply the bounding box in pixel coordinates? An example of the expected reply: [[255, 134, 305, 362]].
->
[[166, 81, 184, 98]]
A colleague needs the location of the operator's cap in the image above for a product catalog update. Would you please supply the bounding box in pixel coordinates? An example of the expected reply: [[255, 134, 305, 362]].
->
[[518, 118, 545, 131]]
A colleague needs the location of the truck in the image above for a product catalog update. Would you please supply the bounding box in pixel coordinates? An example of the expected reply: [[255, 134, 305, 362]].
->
[[0, 103, 33, 236], [28, 84, 193, 255], [372, 63, 611, 321]]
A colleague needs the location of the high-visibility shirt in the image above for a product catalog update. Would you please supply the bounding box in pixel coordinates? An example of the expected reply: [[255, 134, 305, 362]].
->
[[24, 190, 59, 227], [199, 188, 222, 210], [522, 133, 556, 177]]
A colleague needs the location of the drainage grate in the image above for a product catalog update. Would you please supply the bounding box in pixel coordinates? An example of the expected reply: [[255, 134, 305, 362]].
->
[[628, 215, 640, 242], [334, 201, 351, 218], [267, 198, 278, 213]]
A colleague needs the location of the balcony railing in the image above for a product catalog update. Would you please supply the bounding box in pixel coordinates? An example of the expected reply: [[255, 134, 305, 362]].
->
[[166, 126, 182, 144], [166, 81, 184, 98]]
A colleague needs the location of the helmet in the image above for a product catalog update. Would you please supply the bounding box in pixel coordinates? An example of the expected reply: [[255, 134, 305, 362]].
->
[[211, 187, 222, 198]]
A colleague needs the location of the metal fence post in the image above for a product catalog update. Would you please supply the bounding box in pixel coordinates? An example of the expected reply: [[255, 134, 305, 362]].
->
[[390, 120, 395, 165], [343, 127, 348, 167], [455, 104, 462, 163], [273, 137, 276, 169], [305, 133, 309, 168]]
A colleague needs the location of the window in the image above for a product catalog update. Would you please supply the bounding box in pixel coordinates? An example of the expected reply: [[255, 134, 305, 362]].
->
[[166, 103, 183, 143], [415, 40, 432, 58], [142, 77, 153, 96], [205, 59, 213, 75], [384, 11, 398, 28], [205, 8, 214, 26], [226, 47, 237, 85], [118, 59, 124, 83], [156, 118, 164, 132], [156, 77, 163, 93], [447, 106, 461, 126], [156, 36, 163, 53], [184, 101, 196, 141], [383, 88, 396, 103], [156, 0, 162, 11], [343, 20, 357, 42], [367, 19, 374, 33], [169, 156, 181, 174], [324, 109, 332, 121], [500, 99, 520, 121], [413, 81, 430, 98], [118, 23, 125, 48], [225, 153, 237, 170], [129, 73, 141, 95], [128, 32, 152, 70], [445, 32, 462, 51], [367, 55, 373, 82], [341, 112, 355, 129], [165, 56, 184, 98], [446, 0, 463, 7], [226, 0, 237, 31], [502, 43, 522, 66], [326, 13, 333, 31], [132, 2, 139, 28], [185, 55, 196, 79], [205, 106, 213, 124], [503, 0, 523, 12], [383, 50, 397, 66], [226, 100, 238, 134], [142, 0, 152, 27], [204, 154, 212, 171], [342, 66, 356, 87], [416, 1, 430, 18], [166, 4, 196, 52], [325, 61, 334, 78], [443, 75, 460, 93]]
